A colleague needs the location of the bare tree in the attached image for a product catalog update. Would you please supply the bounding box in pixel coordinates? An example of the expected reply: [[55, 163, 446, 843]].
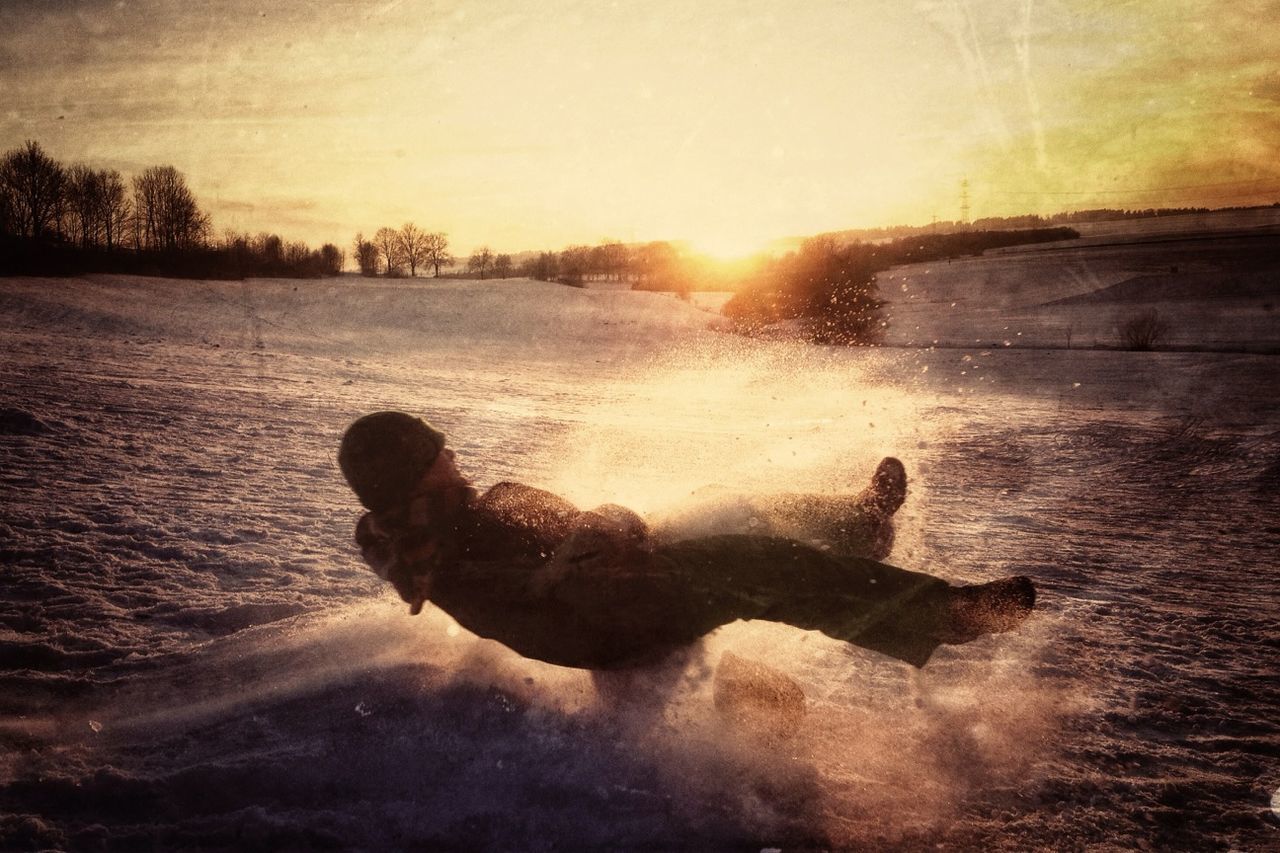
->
[[423, 231, 452, 277], [0, 176, 14, 238], [374, 226, 403, 276], [65, 165, 103, 248], [595, 240, 627, 281], [467, 246, 494, 280], [0, 140, 65, 242], [631, 241, 679, 287], [131, 165, 209, 251], [223, 229, 252, 271], [1119, 308, 1170, 350], [319, 243, 344, 276], [284, 240, 311, 269], [258, 233, 284, 267], [396, 222, 430, 277], [558, 244, 593, 285], [98, 169, 129, 252], [353, 232, 379, 276], [493, 253, 513, 278], [521, 251, 559, 281]]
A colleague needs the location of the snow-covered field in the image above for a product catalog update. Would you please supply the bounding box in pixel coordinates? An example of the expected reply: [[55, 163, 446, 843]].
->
[[882, 228, 1280, 352], [1, 261, 1278, 849]]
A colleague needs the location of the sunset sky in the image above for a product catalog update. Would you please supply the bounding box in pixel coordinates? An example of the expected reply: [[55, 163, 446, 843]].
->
[[3, 0, 1278, 256]]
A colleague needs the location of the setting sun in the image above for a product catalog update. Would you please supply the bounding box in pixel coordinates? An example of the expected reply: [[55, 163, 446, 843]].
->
[[686, 231, 777, 263]]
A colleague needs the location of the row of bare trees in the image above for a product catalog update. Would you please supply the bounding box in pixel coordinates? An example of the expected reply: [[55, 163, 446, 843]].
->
[[353, 224, 452, 277], [0, 141, 210, 253], [1, 140, 348, 279], [219, 231, 345, 278], [350, 227, 517, 280], [131, 165, 209, 252], [2, 140, 681, 285], [64, 165, 132, 251], [521, 239, 713, 292], [522, 240, 631, 285], [465, 246, 515, 279]]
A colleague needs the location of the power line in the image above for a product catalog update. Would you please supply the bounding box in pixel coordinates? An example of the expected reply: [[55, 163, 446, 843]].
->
[[989, 188, 1280, 203], [990, 177, 1280, 196]]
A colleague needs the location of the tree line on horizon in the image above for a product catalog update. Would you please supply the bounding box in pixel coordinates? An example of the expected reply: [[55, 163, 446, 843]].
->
[[1, 140, 207, 254], [348, 227, 519, 281], [519, 240, 734, 291], [0, 139, 526, 282], [826, 201, 1279, 245], [0, 140, 346, 278], [8, 137, 1258, 349]]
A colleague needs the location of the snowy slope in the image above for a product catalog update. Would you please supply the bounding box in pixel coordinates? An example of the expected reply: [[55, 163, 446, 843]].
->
[[1, 273, 1278, 850], [881, 231, 1280, 351]]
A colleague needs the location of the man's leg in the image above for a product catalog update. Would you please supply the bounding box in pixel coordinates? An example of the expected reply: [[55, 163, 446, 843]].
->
[[753, 457, 908, 559], [651, 457, 908, 559], [652, 535, 1034, 669]]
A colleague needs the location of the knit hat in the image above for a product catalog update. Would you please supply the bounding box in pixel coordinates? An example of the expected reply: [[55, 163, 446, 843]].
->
[[338, 411, 447, 512]]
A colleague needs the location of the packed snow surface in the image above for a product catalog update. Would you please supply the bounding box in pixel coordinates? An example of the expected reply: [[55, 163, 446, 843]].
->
[[1, 268, 1278, 850]]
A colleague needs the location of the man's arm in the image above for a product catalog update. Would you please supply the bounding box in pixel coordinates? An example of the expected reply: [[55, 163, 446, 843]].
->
[[354, 511, 438, 614], [529, 503, 650, 597]]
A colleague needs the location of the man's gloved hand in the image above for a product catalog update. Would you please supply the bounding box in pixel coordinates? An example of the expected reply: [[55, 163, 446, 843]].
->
[[354, 510, 441, 615]]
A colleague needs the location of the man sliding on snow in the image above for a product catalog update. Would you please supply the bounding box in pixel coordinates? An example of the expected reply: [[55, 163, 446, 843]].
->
[[338, 411, 1035, 671]]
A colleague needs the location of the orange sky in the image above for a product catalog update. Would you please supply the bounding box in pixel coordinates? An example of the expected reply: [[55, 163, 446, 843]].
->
[[3, 0, 1278, 256]]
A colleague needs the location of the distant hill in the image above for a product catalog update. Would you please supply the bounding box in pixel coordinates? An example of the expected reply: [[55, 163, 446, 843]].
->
[[1047, 271, 1280, 306]]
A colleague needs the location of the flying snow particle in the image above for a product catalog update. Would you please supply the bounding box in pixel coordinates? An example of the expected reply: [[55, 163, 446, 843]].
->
[[355, 702, 372, 717], [88, 720, 102, 733]]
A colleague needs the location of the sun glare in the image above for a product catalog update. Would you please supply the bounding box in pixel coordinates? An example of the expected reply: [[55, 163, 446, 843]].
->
[[686, 231, 775, 262]]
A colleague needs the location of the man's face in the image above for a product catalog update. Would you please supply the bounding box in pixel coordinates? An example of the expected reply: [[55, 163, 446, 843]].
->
[[420, 447, 470, 491], [407, 447, 474, 524]]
